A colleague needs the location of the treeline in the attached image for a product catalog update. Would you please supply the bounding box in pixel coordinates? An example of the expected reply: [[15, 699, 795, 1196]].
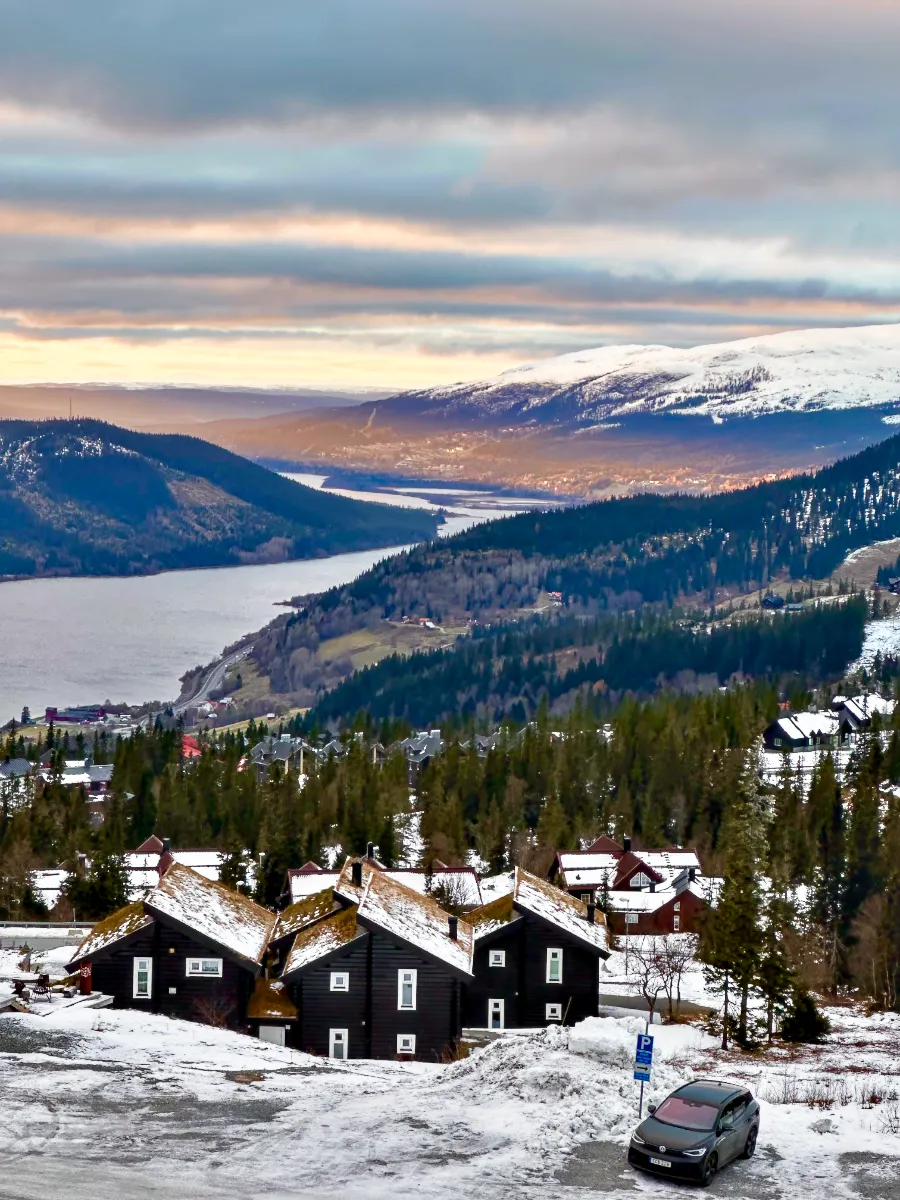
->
[[308, 599, 868, 728], [250, 430, 900, 704]]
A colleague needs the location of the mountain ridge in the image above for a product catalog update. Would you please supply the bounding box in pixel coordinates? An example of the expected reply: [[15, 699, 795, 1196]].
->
[[379, 323, 900, 428], [0, 419, 438, 579]]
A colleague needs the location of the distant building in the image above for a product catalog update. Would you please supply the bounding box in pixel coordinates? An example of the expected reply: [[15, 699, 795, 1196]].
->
[[45, 705, 107, 724], [550, 836, 715, 935]]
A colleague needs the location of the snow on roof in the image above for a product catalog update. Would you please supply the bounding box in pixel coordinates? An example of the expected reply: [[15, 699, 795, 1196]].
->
[[558, 853, 620, 874], [843, 694, 895, 722], [146, 863, 276, 968], [635, 851, 702, 873], [271, 888, 337, 943], [343, 864, 474, 977], [477, 871, 515, 903], [513, 869, 609, 956], [603, 890, 673, 913], [289, 870, 340, 903], [69, 901, 153, 965], [246, 978, 298, 1021], [281, 906, 366, 977], [778, 712, 838, 740]]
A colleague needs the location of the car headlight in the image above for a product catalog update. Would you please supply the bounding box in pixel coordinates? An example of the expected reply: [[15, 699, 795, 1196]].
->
[[684, 1148, 707, 1158], [631, 1133, 646, 1145]]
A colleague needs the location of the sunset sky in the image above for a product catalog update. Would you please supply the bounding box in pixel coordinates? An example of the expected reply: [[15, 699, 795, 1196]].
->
[[2, 1, 900, 391]]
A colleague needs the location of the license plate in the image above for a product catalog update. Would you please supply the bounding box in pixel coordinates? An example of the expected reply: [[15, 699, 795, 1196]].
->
[[649, 1157, 671, 1168]]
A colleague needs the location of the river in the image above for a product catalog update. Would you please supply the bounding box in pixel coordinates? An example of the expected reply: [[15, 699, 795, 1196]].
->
[[0, 480, 545, 721]]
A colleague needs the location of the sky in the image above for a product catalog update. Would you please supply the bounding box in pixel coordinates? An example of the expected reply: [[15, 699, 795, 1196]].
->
[[2, 0, 900, 391]]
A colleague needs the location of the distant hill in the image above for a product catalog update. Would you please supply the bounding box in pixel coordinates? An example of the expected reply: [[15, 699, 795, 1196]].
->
[[381, 323, 900, 427], [207, 325, 900, 496], [0, 419, 438, 579], [243, 428, 900, 712]]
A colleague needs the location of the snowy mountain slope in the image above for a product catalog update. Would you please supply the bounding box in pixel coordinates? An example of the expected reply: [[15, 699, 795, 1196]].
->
[[380, 323, 900, 428]]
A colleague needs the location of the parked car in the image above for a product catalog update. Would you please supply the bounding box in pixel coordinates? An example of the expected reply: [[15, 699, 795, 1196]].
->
[[628, 1079, 760, 1186]]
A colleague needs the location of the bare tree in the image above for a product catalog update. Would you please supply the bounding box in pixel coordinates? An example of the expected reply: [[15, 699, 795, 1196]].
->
[[626, 937, 667, 1023], [657, 934, 698, 1020]]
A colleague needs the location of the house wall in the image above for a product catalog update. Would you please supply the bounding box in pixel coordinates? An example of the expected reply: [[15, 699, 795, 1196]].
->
[[462, 926, 521, 1029], [291, 936, 368, 1056], [87, 918, 255, 1029], [290, 929, 462, 1061], [463, 912, 601, 1029], [607, 890, 707, 935]]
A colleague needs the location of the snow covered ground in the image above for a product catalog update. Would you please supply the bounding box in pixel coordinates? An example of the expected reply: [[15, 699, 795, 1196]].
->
[[1, 1001, 898, 1199], [851, 611, 900, 673]]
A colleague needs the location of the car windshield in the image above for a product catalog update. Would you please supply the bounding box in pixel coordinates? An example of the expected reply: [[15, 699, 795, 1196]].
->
[[654, 1096, 720, 1131]]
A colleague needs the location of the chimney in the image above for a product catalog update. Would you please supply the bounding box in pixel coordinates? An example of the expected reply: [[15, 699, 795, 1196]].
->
[[649, 881, 656, 893], [623, 836, 632, 853], [366, 841, 375, 860], [688, 866, 696, 882], [448, 916, 458, 941], [352, 861, 363, 887], [586, 903, 596, 925], [162, 837, 171, 853]]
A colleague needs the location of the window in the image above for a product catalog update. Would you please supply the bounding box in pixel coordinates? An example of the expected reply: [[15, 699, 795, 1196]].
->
[[580, 892, 592, 903], [546, 948, 563, 984], [546, 1003, 562, 1021], [186, 957, 223, 977], [673, 901, 681, 911], [488, 949, 506, 968], [626, 912, 639, 925], [397, 1034, 416, 1055], [629, 872, 650, 888], [397, 969, 417, 1010], [488, 998, 505, 1030], [133, 956, 152, 999], [329, 1028, 348, 1059], [673, 914, 681, 932], [330, 971, 349, 992]]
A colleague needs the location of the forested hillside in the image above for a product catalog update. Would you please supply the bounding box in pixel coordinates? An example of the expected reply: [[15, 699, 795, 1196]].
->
[[249, 431, 900, 709], [0, 419, 437, 577], [309, 599, 869, 727]]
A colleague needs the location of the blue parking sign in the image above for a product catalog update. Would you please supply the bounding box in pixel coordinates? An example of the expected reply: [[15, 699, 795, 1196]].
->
[[634, 1033, 654, 1065]]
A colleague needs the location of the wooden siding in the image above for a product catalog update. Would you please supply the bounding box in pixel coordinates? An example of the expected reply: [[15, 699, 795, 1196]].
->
[[607, 889, 707, 935], [462, 927, 522, 1029], [86, 916, 256, 1029], [463, 913, 600, 1029], [290, 935, 368, 1056], [290, 928, 462, 1060]]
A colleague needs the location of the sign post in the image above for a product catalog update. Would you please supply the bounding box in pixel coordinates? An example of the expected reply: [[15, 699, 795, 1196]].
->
[[633, 1032, 654, 1118]]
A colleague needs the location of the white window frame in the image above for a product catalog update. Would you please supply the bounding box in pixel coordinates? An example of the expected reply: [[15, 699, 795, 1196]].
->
[[185, 957, 223, 978], [546, 947, 563, 984], [330, 971, 349, 992], [329, 1028, 348, 1059], [133, 956, 152, 999], [546, 1003, 563, 1022], [488, 998, 505, 1030], [397, 1033, 416, 1055], [629, 872, 650, 888], [626, 912, 639, 925], [397, 968, 417, 1010], [488, 949, 506, 968], [673, 914, 681, 932]]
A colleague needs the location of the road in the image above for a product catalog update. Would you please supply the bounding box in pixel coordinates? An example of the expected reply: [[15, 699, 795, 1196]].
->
[[172, 645, 252, 715]]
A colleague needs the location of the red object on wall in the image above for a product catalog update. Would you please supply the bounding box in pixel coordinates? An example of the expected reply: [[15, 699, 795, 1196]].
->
[[79, 962, 92, 995]]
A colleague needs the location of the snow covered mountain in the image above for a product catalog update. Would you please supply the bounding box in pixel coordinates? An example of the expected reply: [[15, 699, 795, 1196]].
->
[[379, 323, 900, 428]]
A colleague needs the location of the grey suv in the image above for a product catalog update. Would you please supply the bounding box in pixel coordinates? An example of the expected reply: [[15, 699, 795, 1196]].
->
[[628, 1079, 760, 1186]]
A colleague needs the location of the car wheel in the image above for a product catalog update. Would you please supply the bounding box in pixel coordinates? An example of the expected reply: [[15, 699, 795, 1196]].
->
[[701, 1151, 718, 1187], [742, 1126, 758, 1158]]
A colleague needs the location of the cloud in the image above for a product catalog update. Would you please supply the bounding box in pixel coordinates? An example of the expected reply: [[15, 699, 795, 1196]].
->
[[0, 1, 899, 387]]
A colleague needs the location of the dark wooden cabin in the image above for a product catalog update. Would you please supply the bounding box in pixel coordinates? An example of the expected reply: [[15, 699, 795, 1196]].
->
[[463, 868, 609, 1031], [278, 858, 474, 1061], [69, 862, 276, 1033]]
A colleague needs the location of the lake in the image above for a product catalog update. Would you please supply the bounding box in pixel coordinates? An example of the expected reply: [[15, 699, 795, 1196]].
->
[[0, 479, 544, 721]]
